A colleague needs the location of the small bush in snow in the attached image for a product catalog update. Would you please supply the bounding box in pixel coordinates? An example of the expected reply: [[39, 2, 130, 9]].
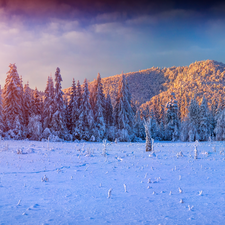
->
[[41, 175, 49, 182], [17, 149, 23, 154], [108, 188, 112, 198], [194, 146, 198, 159]]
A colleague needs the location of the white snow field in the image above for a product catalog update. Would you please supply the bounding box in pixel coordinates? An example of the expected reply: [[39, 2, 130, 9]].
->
[[0, 140, 225, 225]]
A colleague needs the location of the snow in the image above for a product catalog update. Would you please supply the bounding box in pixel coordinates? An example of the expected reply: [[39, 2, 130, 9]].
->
[[0, 140, 225, 224]]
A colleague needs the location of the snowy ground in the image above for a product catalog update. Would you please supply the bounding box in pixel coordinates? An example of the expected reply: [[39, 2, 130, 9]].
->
[[0, 140, 225, 225]]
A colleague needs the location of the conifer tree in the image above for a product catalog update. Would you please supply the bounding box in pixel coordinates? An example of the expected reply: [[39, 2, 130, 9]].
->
[[199, 95, 210, 141], [159, 119, 165, 141], [3, 63, 24, 138], [187, 96, 200, 141], [77, 78, 94, 140], [104, 93, 114, 141], [94, 83, 106, 140], [89, 73, 106, 140], [42, 76, 55, 132], [23, 82, 33, 126], [33, 87, 42, 116], [96, 73, 106, 117], [149, 110, 158, 140], [0, 86, 4, 136], [114, 74, 135, 141], [134, 110, 145, 140], [51, 67, 67, 139], [165, 93, 180, 141], [67, 78, 79, 139], [105, 93, 114, 127]]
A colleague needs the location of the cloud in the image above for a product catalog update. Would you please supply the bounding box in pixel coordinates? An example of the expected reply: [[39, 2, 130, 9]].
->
[[0, 0, 225, 92]]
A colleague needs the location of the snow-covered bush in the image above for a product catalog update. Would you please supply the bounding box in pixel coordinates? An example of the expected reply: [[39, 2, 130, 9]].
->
[[27, 115, 42, 141], [42, 128, 51, 140], [115, 129, 130, 142]]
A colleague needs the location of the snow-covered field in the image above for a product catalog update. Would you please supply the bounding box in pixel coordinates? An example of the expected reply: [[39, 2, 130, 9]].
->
[[0, 140, 225, 225]]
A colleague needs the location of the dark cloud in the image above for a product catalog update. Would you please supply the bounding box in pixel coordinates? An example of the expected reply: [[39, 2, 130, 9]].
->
[[1, 0, 225, 20]]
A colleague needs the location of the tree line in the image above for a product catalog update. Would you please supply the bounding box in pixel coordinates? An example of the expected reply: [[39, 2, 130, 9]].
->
[[0, 63, 143, 141], [1, 63, 225, 142]]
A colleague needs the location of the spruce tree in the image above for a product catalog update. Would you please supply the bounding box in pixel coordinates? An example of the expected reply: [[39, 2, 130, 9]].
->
[[199, 95, 210, 141], [3, 63, 23, 138], [134, 110, 145, 140], [23, 82, 33, 126], [187, 96, 200, 141], [42, 76, 55, 132], [165, 93, 180, 141], [114, 74, 135, 141], [96, 73, 106, 118], [0, 86, 4, 136], [105, 93, 114, 127], [104, 93, 114, 141], [67, 78, 78, 139], [33, 87, 42, 116], [51, 67, 67, 139], [94, 83, 106, 140], [149, 110, 158, 140], [77, 78, 94, 140]]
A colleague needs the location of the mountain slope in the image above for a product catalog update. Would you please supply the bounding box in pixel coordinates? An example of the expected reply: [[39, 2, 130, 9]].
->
[[140, 60, 225, 119]]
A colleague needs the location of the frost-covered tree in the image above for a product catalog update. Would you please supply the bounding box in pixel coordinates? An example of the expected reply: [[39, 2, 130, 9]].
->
[[104, 92, 114, 140], [23, 82, 33, 126], [27, 115, 42, 140], [77, 78, 94, 140], [149, 110, 159, 140], [33, 87, 42, 116], [114, 74, 135, 141], [67, 78, 79, 139], [3, 63, 24, 139], [134, 110, 145, 140], [165, 93, 180, 141], [0, 86, 4, 136], [159, 119, 165, 141], [89, 73, 106, 141], [51, 67, 68, 139], [199, 95, 210, 141], [187, 96, 200, 141], [96, 73, 106, 117], [42, 76, 55, 133], [214, 108, 225, 141], [105, 93, 114, 127], [71, 80, 83, 139], [93, 83, 106, 141]]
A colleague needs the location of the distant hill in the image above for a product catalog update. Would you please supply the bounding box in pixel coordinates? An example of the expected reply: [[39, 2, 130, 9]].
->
[[63, 60, 225, 118]]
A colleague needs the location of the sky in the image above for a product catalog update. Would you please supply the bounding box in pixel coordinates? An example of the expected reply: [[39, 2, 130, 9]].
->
[[0, 0, 225, 91]]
